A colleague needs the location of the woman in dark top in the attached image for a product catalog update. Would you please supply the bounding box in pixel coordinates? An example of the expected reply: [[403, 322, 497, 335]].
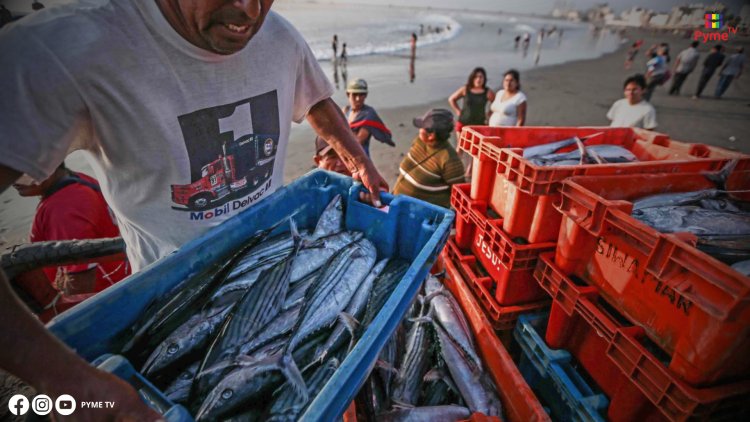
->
[[449, 67, 495, 178]]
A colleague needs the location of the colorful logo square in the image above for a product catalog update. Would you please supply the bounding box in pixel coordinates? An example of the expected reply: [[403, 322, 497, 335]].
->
[[705, 13, 722, 29]]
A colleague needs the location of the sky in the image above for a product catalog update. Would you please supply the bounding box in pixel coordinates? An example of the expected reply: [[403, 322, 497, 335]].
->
[[311, 0, 746, 15]]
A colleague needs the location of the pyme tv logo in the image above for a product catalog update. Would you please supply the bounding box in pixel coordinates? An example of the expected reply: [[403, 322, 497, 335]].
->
[[705, 12, 722, 29]]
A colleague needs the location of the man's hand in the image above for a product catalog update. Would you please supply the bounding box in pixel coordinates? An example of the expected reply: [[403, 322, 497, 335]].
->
[[307, 98, 389, 207], [351, 158, 388, 208]]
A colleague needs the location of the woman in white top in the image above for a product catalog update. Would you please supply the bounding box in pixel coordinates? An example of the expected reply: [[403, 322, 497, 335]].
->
[[489, 69, 527, 127]]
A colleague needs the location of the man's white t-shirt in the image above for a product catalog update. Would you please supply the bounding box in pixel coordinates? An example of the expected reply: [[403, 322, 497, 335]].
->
[[0, 0, 334, 271], [488, 90, 527, 127], [606, 99, 658, 129], [675, 47, 700, 74]]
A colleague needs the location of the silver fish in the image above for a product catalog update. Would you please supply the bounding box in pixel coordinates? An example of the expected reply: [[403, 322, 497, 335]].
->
[[531, 144, 637, 166], [421, 367, 460, 407], [141, 305, 231, 376], [196, 221, 304, 397], [424, 276, 482, 371], [289, 231, 364, 283], [432, 320, 502, 416], [164, 361, 199, 404], [699, 198, 742, 213], [633, 206, 750, 236], [632, 189, 721, 211], [282, 269, 319, 310], [522, 132, 603, 159], [310, 194, 345, 241], [378, 405, 471, 422], [278, 238, 377, 401], [233, 303, 302, 359], [196, 334, 325, 421], [311, 259, 389, 365], [266, 358, 340, 422], [392, 309, 432, 406]]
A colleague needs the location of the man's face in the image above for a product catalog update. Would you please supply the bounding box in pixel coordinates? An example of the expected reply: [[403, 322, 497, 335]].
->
[[624, 82, 643, 105], [167, 0, 275, 55]]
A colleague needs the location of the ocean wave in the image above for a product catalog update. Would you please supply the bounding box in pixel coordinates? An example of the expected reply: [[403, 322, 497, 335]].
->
[[311, 14, 462, 61]]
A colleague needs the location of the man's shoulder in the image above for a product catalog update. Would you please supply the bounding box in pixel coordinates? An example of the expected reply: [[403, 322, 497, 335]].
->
[[1, 0, 137, 55]]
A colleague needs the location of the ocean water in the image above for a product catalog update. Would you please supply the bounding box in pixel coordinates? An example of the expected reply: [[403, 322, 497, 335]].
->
[[276, 1, 623, 108]]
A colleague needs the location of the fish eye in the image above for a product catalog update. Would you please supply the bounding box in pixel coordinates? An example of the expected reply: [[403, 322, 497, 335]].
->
[[221, 389, 233, 400], [167, 344, 179, 354]]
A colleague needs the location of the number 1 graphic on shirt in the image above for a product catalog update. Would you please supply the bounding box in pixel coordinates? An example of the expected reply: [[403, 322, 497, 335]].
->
[[218, 102, 254, 142]]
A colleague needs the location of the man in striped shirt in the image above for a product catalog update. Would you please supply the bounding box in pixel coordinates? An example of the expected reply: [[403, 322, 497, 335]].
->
[[393, 109, 465, 208]]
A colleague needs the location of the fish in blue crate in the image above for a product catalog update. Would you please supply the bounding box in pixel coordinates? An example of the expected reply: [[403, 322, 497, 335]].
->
[[119, 194, 415, 421], [354, 274, 504, 422]]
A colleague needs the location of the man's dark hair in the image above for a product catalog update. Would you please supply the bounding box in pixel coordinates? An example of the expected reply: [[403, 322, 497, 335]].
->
[[623, 74, 646, 89], [713, 44, 723, 51], [691, 41, 699, 48]]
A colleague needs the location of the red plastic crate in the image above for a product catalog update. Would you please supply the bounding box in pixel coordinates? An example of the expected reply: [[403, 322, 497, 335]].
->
[[451, 184, 556, 305], [443, 236, 550, 330], [554, 171, 750, 386], [458, 126, 746, 244], [534, 252, 750, 422], [442, 249, 550, 422]]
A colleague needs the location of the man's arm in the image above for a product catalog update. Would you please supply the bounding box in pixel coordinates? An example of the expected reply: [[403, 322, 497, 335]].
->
[[0, 164, 161, 422], [307, 98, 388, 206]]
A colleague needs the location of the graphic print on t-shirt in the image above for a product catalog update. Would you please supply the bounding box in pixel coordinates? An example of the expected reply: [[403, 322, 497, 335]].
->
[[170, 91, 279, 214]]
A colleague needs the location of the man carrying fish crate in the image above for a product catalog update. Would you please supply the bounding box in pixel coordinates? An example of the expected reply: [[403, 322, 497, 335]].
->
[[0, 0, 386, 418]]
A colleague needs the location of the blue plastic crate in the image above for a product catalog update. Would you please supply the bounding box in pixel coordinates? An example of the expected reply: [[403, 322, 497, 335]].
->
[[514, 313, 609, 422], [46, 169, 454, 421]]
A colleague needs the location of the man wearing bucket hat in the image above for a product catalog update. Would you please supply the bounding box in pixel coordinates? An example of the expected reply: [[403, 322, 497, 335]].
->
[[393, 109, 465, 208], [343, 78, 394, 157]]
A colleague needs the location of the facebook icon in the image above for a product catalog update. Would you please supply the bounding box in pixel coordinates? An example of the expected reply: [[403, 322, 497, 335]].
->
[[8, 394, 29, 416]]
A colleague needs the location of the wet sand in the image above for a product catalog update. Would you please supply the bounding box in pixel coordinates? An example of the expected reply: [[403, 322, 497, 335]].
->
[[2, 28, 748, 250]]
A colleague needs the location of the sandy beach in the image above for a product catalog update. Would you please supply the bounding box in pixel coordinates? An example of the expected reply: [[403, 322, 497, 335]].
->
[[284, 28, 750, 189], [1, 25, 748, 251]]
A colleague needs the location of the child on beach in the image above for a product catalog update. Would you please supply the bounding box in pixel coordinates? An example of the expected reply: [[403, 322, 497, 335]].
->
[[342, 79, 394, 157], [607, 74, 657, 130]]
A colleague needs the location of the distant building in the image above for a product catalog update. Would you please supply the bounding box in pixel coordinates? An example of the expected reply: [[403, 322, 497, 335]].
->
[[649, 13, 670, 27]]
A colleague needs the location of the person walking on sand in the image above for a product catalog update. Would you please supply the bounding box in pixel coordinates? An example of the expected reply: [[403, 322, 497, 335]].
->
[[489, 69, 527, 127], [393, 109, 464, 209], [514, 35, 520, 50], [669, 41, 700, 95], [715, 47, 745, 99], [643, 45, 669, 101], [607, 74, 657, 130], [522, 32, 530, 57], [332, 34, 338, 60], [693, 44, 725, 99], [410, 32, 417, 56]]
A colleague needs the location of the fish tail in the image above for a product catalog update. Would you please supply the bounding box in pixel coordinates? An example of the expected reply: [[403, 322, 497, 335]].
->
[[280, 352, 309, 402]]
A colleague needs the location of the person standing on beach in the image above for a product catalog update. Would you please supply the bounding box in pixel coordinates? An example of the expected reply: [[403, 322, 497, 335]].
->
[[410, 32, 417, 56], [669, 41, 700, 95], [514, 35, 521, 50], [343, 79, 394, 156], [393, 109, 464, 209], [607, 74, 657, 129], [489, 70, 527, 127], [643, 46, 669, 101], [522, 32, 531, 57], [332, 34, 338, 60], [0, 0, 388, 412], [449, 67, 495, 178], [449, 67, 495, 133], [715, 47, 745, 99], [341, 42, 348, 63], [693, 44, 725, 99]]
